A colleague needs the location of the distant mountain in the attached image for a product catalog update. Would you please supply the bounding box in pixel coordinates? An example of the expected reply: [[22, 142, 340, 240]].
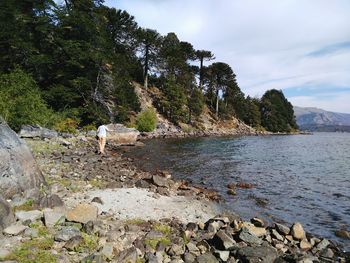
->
[[293, 106, 350, 132]]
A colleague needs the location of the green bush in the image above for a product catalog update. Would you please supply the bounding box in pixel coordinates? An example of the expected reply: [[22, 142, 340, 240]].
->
[[53, 118, 78, 134], [0, 69, 56, 131], [136, 108, 157, 132]]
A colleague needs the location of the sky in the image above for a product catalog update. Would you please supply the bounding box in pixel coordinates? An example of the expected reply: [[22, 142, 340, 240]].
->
[[105, 0, 350, 113]]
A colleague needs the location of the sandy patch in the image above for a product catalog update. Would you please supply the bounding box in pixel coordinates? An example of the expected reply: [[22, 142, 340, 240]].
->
[[63, 188, 220, 223]]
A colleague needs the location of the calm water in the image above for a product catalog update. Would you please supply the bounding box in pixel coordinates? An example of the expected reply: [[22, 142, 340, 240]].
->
[[127, 133, 350, 250]]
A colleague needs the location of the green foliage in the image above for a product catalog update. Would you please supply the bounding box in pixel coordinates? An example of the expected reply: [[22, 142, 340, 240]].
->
[[53, 118, 79, 134], [0, 69, 56, 131], [136, 107, 157, 132], [162, 78, 188, 123], [260, 89, 298, 132], [153, 223, 172, 236], [75, 233, 99, 253], [189, 87, 205, 119], [4, 237, 55, 263]]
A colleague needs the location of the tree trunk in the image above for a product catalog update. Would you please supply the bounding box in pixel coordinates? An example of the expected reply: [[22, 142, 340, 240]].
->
[[199, 57, 204, 90], [216, 88, 219, 118], [144, 45, 149, 89]]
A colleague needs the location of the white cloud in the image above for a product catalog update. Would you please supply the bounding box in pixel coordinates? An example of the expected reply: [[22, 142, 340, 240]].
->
[[106, 0, 350, 113]]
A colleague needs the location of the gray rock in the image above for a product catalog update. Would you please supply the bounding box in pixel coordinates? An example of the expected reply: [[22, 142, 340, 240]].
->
[[23, 228, 39, 238], [82, 254, 104, 263], [15, 210, 43, 222], [3, 223, 27, 235], [101, 243, 115, 260], [213, 230, 236, 250], [0, 248, 11, 259], [91, 196, 103, 205], [64, 236, 83, 251], [183, 252, 196, 263], [239, 227, 263, 245], [39, 194, 64, 208], [0, 196, 14, 231], [19, 125, 58, 139], [271, 229, 284, 241], [196, 252, 219, 263], [66, 203, 98, 224], [236, 246, 278, 263], [290, 222, 305, 240], [214, 250, 230, 261], [116, 247, 137, 263], [106, 123, 139, 145], [54, 226, 81, 242], [168, 244, 185, 256], [0, 119, 46, 200], [316, 238, 330, 251], [44, 209, 65, 228], [186, 242, 200, 255], [275, 223, 290, 235], [152, 175, 170, 188]]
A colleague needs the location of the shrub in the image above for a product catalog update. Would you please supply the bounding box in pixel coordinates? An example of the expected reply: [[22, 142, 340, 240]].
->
[[0, 69, 56, 131], [136, 108, 157, 132], [53, 118, 78, 134]]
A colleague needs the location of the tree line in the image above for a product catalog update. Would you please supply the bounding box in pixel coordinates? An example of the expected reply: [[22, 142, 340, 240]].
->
[[0, 0, 298, 132]]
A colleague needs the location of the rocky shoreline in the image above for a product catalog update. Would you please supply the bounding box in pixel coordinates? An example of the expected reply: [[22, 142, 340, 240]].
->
[[0, 128, 348, 262]]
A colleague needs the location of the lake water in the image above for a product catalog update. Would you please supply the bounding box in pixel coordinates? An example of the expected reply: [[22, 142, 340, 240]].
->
[[126, 133, 350, 250]]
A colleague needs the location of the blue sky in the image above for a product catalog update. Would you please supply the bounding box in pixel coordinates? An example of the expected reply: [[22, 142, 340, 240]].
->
[[103, 0, 350, 113]]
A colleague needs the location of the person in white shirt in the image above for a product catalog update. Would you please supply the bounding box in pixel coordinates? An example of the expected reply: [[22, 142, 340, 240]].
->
[[97, 124, 110, 155]]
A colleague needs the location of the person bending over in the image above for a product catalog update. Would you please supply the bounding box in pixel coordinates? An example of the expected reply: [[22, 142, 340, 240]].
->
[[97, 124, 110, 155]]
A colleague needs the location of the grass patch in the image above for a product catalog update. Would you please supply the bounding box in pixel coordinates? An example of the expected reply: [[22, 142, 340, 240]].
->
[[74, 233, 99, 253], [25, 139, 64, 155], [3, 237, 55, 263], [144, 237, 171, 250], [89, 178, 107, 189], [153, 223, 172, 236], [13, 199, 35, 211], [29, 223, 50, 237]]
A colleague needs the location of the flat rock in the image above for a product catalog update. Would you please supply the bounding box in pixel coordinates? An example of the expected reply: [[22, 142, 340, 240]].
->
[[213, 230, 236, 250], [54, 226, 81, 242], [44, 209, 66, 228], [101, 243, 115, 260], [66, 203, 98, 224], [116, 247, 137, 263], [196, 252, 219, 263], [3, 223, 27, 235], [236, 246, 278, 263], [275, 223, 290, 235], [300, 239, 312, 250], [291, 222, 305, 240], [271, 229, 284, 241], [106, 124, 139, 145], [152, 175, 170, 188], [239, 227, 263, 245], [64, 236, 83, 251], [15, 210, 43, 222], [214, 250, 230, 261], [316, 238, 330, 251], [242, 222, 267, 237]]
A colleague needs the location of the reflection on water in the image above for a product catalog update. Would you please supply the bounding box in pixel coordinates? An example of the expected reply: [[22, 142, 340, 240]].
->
[[126, 133, 350, 250]]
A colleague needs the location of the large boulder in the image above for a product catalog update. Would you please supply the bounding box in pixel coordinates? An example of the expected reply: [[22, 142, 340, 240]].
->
[[106, 124, 139, 145], [0, 118, 46, 200], [19, 125, 58, 139]]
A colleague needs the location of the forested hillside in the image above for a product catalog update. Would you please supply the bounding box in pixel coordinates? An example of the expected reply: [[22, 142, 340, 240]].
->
[[0, 0, 297, 133]]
